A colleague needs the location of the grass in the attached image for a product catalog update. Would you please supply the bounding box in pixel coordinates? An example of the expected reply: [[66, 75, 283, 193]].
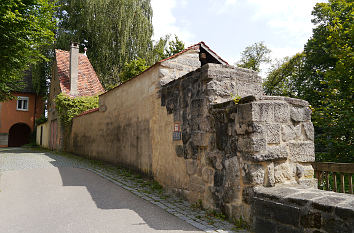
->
[[233, 216, 250, 230]]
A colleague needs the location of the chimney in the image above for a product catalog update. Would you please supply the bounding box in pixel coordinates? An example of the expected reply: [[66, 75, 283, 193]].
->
[[70, 42, 79, 96]]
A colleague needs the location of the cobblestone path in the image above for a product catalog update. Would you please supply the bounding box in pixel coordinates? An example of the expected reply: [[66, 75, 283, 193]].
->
[[0, 148, 248, 233]]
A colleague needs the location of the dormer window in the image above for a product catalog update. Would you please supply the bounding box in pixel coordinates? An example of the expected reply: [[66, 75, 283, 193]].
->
[[17, 96, 29, 111]]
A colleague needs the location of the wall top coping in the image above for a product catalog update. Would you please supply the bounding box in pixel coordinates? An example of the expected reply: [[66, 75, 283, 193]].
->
[[201, 63, 258, 75], [254, 185, 354, 211], [237, 95, 309, 107]]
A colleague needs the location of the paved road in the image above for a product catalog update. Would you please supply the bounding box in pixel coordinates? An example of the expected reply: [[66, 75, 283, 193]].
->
[[0, 148, 203, 233]]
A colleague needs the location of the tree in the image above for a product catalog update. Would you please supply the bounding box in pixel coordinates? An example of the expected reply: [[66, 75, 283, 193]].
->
[[264, 0, 353, 162], [236, 42, 271, 72], [118, 58, 149, 84], [149, 34, 185, 61], [303, 0, 353, 162], [263, 53, 307, 97], [164, 35, 185, 59], [0, 0, 56, 101], [113, 35, 186, 85], [55, 0, 154, 89]]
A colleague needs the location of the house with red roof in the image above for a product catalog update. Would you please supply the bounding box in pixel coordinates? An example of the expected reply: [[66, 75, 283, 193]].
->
[[45, 43, 104, 150], [0, 71, 44, 147]]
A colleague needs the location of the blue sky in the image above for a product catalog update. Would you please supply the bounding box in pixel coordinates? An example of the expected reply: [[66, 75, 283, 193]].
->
[[151, 0, 326, 72]]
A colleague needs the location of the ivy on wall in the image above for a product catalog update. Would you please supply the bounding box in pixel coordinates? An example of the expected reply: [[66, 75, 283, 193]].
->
[[55, 93, 99, 126]]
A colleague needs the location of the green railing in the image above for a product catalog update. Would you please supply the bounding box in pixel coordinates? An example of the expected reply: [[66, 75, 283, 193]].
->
[[312, 162, 354, 194]]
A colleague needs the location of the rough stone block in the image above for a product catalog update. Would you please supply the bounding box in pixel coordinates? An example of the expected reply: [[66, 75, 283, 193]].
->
[[274, 102, 290, 123], [189, 176, 205, 193], [247, 122, 264, 134], [274, 163, 293, 183], [300, 211, 322, 229], [266, 123, 281, 144], [158, 68, 170, 78], [266, 162, 275, 187], [281, 124, 301, 142], [235, 123, 247, 135], [191, 132, 210, 147], [277, 224, 302, 233], [286, 192, 324, 206], [242, 163, 265, 185], [183, 141, 198, 159], [254, 197, 300, 226], [224, 157, 241, 186], [302, 164, 314, 179], [303, 122, 314, 141], [191, 98, 207, 117], [335, 202, 354, 222], [254, 217, 276, 233], [236, 103, 252, 123], [298, 178, 317, 188], [237, 137, 266, 153], [243, 145, 288, 162], [290, 106, 312, 122], [175, 145, 184, 157], [186, 159, 198, 175], [322, 216, 352, 233], [274, 204, 300, 226], [202, 167, 215, 184], [251, 102, 274, 122], [295, 164, 304, 178], [175, 57, 201, 67], [312, 196, 347, 212], [161, 60, 187, 70], [284, 97, 309, 107], [288, 142, 315, 162]]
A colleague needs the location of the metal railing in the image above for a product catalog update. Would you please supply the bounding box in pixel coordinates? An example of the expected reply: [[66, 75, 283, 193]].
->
[[312, 162, 354, 194]]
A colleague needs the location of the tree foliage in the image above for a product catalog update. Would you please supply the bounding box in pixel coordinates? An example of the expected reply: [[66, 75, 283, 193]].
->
[[164, 35, 185, 59], [264, 53, 307, 97], [115, 35, 185, 85], [236, 42, 271, 72], [118, 58, 149, 84], [0, 0, 56, 101], [55, 0, 154, 89], [305, 0, 353, 162], [263, 0, 353, 162]]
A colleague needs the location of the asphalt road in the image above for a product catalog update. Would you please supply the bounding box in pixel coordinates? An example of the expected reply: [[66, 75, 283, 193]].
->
[[0, 149, 203, 233]]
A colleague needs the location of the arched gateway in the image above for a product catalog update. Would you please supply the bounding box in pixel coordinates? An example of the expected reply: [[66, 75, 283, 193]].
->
[[8, 123, 31, 147]]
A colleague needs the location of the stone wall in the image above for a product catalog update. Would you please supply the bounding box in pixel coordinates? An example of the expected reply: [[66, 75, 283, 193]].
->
[[253, 185, 354, 233], [161, 65, 318, 223], [65, 59, 353, 232]]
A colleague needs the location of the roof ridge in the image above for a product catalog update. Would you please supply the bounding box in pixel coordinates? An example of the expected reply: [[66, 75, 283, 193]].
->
[[158, 42, 202, 63]]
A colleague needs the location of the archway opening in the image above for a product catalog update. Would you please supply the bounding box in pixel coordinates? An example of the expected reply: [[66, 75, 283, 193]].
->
[[8, 123, 31, 147]]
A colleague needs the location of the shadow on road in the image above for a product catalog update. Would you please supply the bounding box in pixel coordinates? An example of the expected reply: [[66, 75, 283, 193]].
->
[[0, 147, 200, 232]]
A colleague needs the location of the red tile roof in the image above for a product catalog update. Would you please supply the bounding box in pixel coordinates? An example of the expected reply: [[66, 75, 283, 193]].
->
[[55, 49, 105, 97]]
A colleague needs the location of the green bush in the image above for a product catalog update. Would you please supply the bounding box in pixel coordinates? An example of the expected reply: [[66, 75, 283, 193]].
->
[[55, 93, 99, 126]]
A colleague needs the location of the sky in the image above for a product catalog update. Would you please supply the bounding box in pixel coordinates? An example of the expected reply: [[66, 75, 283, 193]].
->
[[151, 0, 326, 74]]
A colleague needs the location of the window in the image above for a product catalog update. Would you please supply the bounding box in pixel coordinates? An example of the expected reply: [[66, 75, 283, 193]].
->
[[17, 96, 29, 111]]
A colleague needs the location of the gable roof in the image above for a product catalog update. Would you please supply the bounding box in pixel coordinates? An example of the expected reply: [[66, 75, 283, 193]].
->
[[159, 41, 229, 65], [55, 49, 105, 97]]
